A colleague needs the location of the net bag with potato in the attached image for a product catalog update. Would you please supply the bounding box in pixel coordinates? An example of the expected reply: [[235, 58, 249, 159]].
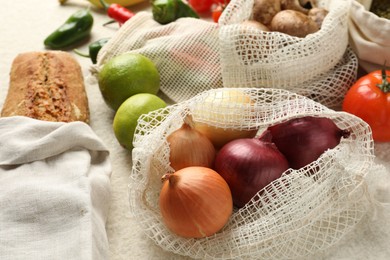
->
[[218, 0, 357, 108], [129, 88, 377, 259]]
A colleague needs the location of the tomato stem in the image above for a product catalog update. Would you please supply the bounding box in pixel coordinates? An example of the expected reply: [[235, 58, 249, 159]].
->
[[378, 68, 390, 93]]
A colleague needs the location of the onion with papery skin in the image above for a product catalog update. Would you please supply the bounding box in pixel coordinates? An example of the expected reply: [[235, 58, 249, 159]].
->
[[192, 89, 258, 149], [159, 166, 233, 238], [167, 118, 216, 171], [193, 123, 258, 149], [214, 133, 289, 208], [266, 116, 350, 169]]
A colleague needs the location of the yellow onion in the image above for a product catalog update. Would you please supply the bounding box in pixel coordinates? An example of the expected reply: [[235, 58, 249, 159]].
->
[[159, 166, 233, 238], [191, 89, 258, 149], [192, 123, 258, 149], [167, 118, 216, 171]]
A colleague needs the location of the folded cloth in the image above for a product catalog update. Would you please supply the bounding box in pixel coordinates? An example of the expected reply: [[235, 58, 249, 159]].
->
[[349, 0, 390, 72], [0, 116, 111, 260]]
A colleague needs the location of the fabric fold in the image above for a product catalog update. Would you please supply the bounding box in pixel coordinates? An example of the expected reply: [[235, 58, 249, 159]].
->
[[0, 116, 111, 260], [0, 116, 108, 165], [349, 0, 390, 72]]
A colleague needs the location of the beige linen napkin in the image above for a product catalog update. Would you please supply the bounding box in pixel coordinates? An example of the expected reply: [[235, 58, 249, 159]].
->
[[0, 116, 111, 260], [349, 0, 390, 72]]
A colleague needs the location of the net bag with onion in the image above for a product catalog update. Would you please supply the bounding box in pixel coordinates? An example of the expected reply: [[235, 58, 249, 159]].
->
[[129, 88, 376, 259], [218, 0, 357, 109]]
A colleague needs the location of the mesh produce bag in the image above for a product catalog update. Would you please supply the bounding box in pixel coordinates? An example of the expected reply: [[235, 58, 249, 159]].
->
[[93, 0, 357, 109], [93, 11, 221, 103], [218, 0, 356, 109], [129, 88, 376, 259]]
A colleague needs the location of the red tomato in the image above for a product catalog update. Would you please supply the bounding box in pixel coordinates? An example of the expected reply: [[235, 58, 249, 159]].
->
[[214, 0, 230, 4], [212, 1, 229, 23], [342, 69, 390, 142], [189, 0, 214, 13], [212, 6, 223, 22]]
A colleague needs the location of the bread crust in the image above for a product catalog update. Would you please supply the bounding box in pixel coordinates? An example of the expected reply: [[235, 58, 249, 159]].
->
[[1, 51, 90, 123]]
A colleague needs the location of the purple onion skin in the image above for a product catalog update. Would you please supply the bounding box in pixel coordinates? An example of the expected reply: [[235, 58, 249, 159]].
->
[[214, 137, 289, 208], [267, 116, 350, 170]]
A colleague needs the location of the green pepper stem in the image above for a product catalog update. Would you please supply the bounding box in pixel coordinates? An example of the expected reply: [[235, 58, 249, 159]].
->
[[103, 20, 117, 26], [99, 0, 110, 10], [73, 49, 90, 58], [378, 68, 390, 93]]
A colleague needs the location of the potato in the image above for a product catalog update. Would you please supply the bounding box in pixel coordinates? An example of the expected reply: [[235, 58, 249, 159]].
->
[[281, 0, 309, 14], [252, 0, 281, 25], [300, 0, 317, 8], [270, 9, 319, 37], [241, 20, 270, 32], [308, 7, 329, 29], [237, 21, 270, 65]]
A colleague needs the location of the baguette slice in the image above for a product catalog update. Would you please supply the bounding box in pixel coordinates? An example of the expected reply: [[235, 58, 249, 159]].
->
[[1, 51, 90, 123]]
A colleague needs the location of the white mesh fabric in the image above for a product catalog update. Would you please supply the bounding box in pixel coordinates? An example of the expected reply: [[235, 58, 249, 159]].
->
[[218, 0, 355, 109], [92, 0, 357, 109], [94, 11, 221, 103], [129, 88, 376, 259]]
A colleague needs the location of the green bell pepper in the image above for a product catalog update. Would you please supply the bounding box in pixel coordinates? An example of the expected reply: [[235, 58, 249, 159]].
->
[[44, 9, 94, 49], [152, 0, 199, 25]]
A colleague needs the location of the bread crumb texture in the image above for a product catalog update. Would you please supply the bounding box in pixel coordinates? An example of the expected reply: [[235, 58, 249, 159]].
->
[[1, 51, 89, 123]]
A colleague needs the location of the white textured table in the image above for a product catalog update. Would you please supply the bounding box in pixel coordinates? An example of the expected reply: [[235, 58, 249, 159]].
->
[[0, 1, 389, 259]]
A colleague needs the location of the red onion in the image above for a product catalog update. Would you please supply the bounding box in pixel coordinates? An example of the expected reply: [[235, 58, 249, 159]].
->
[[266, 116, 350, 170], [214, 133, 289, 208]]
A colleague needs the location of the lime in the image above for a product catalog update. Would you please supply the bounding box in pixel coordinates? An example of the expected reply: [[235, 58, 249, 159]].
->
[[98, 53, 160, 110], [113, 93, 167, 150]]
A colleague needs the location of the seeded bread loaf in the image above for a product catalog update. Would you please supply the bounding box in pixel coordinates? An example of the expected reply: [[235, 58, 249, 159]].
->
[[1, 51, 89, 123]]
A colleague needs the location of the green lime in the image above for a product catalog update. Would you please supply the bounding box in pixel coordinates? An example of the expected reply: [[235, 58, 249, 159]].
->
[[98, 53, 160, 110], [113, 93, 167, 150]]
